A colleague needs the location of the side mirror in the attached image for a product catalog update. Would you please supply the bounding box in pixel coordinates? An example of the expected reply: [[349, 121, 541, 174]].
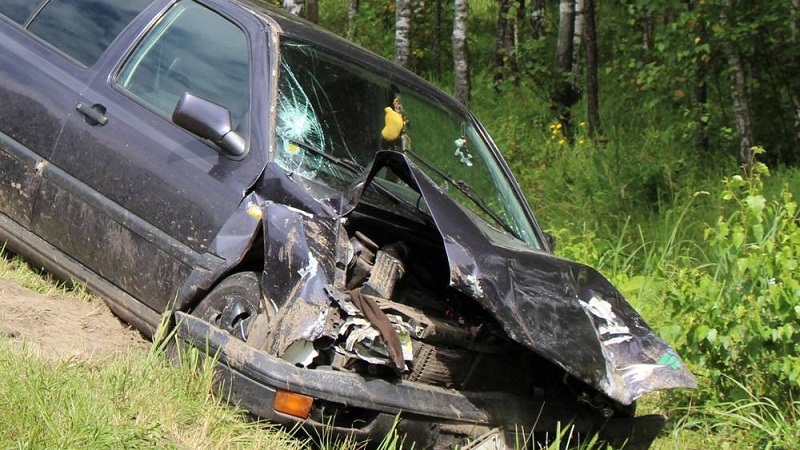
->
[[172, 92, 246, 157]]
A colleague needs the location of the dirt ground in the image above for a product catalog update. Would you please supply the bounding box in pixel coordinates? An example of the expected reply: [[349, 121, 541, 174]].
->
[[0, 279, 149, 361]]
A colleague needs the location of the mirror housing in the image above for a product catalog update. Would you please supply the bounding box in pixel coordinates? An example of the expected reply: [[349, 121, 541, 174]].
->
[[172, 92, 246, 157]]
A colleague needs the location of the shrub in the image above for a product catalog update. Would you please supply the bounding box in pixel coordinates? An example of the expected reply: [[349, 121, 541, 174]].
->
[[665, 148, 800, 404]]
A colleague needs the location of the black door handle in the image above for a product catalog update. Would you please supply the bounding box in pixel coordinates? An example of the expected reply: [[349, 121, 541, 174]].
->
[[76, 102, 108, 126]]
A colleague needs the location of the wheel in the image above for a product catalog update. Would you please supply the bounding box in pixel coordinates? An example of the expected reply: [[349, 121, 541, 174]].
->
[[193, 271, 263, 342]]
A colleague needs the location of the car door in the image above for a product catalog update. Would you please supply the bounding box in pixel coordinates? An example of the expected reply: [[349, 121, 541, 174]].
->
[[32, 0, 268, 312], [0, 0, 126, 227]]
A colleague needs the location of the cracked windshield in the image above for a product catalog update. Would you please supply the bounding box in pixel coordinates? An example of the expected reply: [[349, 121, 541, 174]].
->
[[275, 40, 538, 247]]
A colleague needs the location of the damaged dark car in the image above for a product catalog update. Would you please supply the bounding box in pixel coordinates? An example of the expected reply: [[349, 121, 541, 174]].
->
[[0, 0, 695, 448]]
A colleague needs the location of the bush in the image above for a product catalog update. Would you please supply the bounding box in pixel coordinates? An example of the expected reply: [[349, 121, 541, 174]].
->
[[664, 149, 800, 404]]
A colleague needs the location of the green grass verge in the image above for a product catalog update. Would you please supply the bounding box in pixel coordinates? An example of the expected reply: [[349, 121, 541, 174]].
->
[[0, 339, 302, 449]]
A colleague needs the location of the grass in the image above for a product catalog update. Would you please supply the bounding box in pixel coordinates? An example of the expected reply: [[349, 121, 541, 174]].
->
[[0, 248, 302, 449], [0, 339, 301, 449], [0, 246, 92, 301]]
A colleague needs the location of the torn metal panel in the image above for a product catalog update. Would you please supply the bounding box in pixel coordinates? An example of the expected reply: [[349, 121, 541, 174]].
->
[[339, 151, 696, 405], [175, 192, 263, 310], [259, 202, 343, 357]]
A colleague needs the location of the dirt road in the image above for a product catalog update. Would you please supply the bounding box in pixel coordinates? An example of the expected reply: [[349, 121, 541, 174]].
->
[[0, 279, 149, 361]]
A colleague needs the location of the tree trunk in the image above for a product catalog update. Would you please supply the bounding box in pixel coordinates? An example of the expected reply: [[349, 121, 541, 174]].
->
[[434, 0, 442, 78], [638, 10, 654, 57], [790, 0, 800, 148], [494, 0, 514, 85], [453, 0, 471, 105], [584, 0, 600, 137], [346, 0, 359, 40], [571, 0, 585, 83], [395, 0, 411, 67], [792, 0, 800, 37], [305, 0, 318, 23], [694, 67, 710, 152], [691, 1, 710, 153], [529, 0, 545, 39], [719, 0, 755, 166], [283, 0, 303, 16], [554, 0, 577, 140]]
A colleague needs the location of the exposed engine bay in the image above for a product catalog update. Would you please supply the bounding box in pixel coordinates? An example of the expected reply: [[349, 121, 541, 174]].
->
[[255, 203, 622, 417]]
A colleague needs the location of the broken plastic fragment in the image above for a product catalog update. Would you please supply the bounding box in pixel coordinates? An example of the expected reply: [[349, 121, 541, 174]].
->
[[282, 340, 318, 367], [336, 315, 413, 370]]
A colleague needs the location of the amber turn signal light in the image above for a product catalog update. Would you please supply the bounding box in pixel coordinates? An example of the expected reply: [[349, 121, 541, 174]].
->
[[273, 389, 314, 419]]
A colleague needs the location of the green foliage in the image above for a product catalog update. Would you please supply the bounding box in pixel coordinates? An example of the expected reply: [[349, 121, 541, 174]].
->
[[663, 149, 800, 404]]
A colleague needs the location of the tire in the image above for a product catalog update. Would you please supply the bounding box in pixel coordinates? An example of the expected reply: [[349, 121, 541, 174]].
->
[[192, 271, 263, 342]]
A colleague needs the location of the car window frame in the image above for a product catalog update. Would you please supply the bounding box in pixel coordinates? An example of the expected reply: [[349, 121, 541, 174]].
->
[[109, 0, 255, 158]]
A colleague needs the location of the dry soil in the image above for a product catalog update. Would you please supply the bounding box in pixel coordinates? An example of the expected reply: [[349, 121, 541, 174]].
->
[[0, 279, 149, 361]]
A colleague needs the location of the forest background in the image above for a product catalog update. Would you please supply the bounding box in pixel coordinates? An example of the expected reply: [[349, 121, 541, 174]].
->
[[287, 0, 800, 446]]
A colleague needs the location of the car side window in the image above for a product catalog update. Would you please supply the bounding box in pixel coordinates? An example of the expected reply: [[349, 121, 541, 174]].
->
[[0, 0, 40, 25], [27, 0, 150, 66], [116, 1, 251, 137]]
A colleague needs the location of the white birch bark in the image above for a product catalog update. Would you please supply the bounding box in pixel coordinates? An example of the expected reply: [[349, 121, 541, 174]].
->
[[571, 0, 585, 82], [395, 0, 411, 67], [719, 0, 755, 165], [283, 0, 303, 16], [453, 0, 470, 104], [530, 0, 545, 39], [347, 0, 360, 39]]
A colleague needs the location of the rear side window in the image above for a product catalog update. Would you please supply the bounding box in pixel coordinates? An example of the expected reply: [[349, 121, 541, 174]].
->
[[28, 0, 150, 66], [0, 0, 40, 25]]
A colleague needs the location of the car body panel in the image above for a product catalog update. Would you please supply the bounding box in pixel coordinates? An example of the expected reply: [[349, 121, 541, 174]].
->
[[0, 17, 92, 226]]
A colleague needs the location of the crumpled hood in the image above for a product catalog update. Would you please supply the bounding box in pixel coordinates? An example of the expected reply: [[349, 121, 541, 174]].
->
[[342, 151, 696, 405]]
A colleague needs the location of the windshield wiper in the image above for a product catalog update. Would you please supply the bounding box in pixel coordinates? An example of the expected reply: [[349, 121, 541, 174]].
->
[[404, 148, 517, 235]]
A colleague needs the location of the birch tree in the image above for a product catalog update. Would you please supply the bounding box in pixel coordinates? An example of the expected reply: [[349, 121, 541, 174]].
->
[[453, 0, 470, 104], [395, 0, 411, 67], [571, 0, 585, 84], [529, 0, 545, 39], [282, 0, 316, 23], [553, 0, 578, 139], [283, 0, 303, 16], [584, 0, 599, 137], [346, 0, 359, 40], [719, 0, 755, 166]]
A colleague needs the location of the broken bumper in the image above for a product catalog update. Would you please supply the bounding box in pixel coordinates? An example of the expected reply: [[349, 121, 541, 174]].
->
[[174, 312, 668, 448]]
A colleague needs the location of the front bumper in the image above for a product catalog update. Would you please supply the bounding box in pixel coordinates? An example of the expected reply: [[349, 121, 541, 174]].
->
[[174, 312, 666, 448]]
